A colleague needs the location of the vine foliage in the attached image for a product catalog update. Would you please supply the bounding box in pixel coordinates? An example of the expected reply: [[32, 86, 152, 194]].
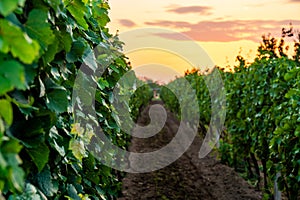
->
[[0, 0, 133, 199], [160, 29, 300, 199]]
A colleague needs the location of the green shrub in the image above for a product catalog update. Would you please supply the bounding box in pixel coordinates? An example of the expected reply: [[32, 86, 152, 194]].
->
[[0, 0, 132, 198]]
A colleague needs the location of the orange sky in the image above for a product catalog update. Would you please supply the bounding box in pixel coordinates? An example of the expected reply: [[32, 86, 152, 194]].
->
[[107, 0, 300, 83]]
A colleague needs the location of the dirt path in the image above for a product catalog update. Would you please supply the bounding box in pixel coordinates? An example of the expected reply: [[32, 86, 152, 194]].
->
[[118, 101, 262, 200]]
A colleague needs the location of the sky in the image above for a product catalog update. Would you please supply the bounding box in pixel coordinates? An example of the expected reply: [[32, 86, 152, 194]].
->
[[107, 0, 300, 83]]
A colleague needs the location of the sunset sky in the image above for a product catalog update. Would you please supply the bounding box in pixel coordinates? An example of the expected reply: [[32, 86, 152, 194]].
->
[[107, 0, 300, 83]]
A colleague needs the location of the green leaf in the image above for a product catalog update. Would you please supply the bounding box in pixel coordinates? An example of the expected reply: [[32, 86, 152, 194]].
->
[[26, 142, 50, 172], [9, 91, 38, 115], [98, 77, 109, 90], [43, 39, 59, 64], [285, 89, 299, 99], [46, 89, 68, 113], [1, 139, 22, 154], [0, 151, 7, 170], [49, 127, 66, 156], [295, 127, 300, 137], [82, 153, 95, 171], [110, 65, 120, 73], [0, 118, 4, 133], [9, 122, 44, 148], [24, 64, 38, 85], [0, 60, 26, 95], [36, 166, 58, 197], [10, 165, 25, 192], [55, 29, 72, 52], [16, 183, 42, 199], [0, 19, 40, 64], [284, 69, 298, 81], [66, 39, 87, 62], [0, 0, 25, 16], [53, 139, 66, 157], [67, 184, 80, 199], [6, 153, 24, 192], [38, 76, 46, 97], [24, 9, 55, 52], [92, 3, 110, 27], [0, 99, 13, 126], [63, 0, 89, 30]]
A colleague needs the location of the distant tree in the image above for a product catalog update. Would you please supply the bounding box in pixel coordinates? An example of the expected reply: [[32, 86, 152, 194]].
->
[[258, 23, 300, 61]]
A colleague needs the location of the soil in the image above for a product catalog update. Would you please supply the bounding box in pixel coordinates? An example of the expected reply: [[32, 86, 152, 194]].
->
[[118, 100, 262, 200]]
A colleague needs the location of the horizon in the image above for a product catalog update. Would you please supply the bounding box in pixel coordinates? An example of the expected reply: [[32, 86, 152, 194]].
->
[[107, 0, 300, 83]]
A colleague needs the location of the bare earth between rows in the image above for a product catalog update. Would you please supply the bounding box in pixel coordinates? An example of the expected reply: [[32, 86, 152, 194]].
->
[[118, 101, 262, 200]]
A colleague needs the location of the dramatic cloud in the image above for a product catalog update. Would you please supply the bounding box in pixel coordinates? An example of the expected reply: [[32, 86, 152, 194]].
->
[[145, 20, 300, 42], [167, 5, 212, 15], [119, 19, 136, 27]]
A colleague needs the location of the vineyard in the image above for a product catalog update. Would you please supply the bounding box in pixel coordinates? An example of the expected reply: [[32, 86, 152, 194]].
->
[[0, 0, 299, 200], [161, 33, 300, 199]]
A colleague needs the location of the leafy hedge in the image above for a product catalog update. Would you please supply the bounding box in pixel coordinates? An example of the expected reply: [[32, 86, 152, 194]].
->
[[223, 34, 300, 199], [160, 32, 300, 199], [129, 82, 153, 122], [160, 68, 216, 134], [0, 0, 133, 199]]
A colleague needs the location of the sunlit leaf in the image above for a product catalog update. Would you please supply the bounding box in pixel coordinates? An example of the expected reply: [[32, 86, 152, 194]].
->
[[0, 19, 40, 64], [0, 0, 25, 16], [69, 138, 87, 162], [1, 138, 22, 154], [284, 68, 298, 81], [63, 0, 89, 30], [285, 88, 299, 99], [71, 123, 84, 137], [0, 99, 13, 126]]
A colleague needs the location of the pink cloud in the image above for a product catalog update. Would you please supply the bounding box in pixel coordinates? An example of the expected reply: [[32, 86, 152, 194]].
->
[[146, 20, 191, 27], [145, 20, 300, 42], [119, 19, 136, 27], [167, 5, 212, 15]]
